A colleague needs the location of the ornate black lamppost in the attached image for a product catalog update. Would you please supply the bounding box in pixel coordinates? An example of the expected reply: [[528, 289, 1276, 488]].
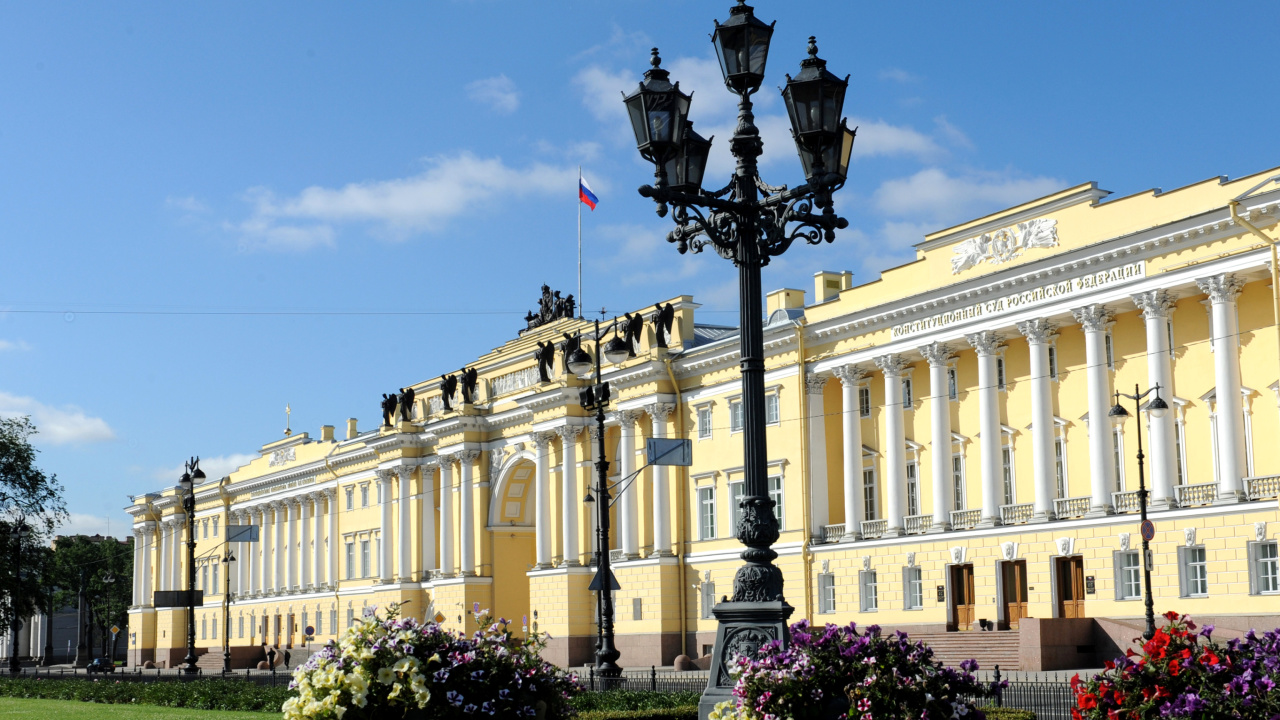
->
[[622, 3, 852, 716], [566, 321, 631, 685], [9, 520, 27, 674], [1108, 385, 1168, 641], [177, 457, 205, 675], [221, 545, 236, 673]]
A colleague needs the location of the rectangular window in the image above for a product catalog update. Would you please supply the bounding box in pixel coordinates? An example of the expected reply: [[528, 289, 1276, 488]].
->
[[768, 475, 784, 531], [700, 582, 716, 619], [345, 488, 354, 511], [1166, 319, 1176, 356], [1113, 429, 1125, 492], [202, 521, 208, 540], [376, 538, 382, 574], [1180, 546, 1208, 597], [1048, 346, 1058, 381], [862, 467, 877, 521], [859, 570, 878, 612], [360, 485, 369, 508], [996, 357, 1006, 391], [905, 567, 923, 610], [901, 378, 913, 406], [765, 394, 780, 425], [952, 454, 965, 510], [212, 563, 219, 592], [249, 613, 255, 638], [729, 400, 744, 432], [330, 609, 338, 633], [1116, 551, 1141, 600], [213, 520, 219, 537], [1174, 421, 1186, 486], [302, 610, 308, 635], [1253, 541, 1279, 595], [697, 407, 712, 439], [347, 608, 355, 629], [698, 487, 716, 540], [1105, 332, 1115, 370], [345, 542, 355, 580], [377, 482, 383, 504], [947, 367, 958, 401], [315, 609, 323, 635], [1054, 438, 1067, 498], [201, 618, 206, 640], [360, 540, 371, 578], [212, 618, 218, 640], [858, 386, 871, 418], [1001, 446, 1015, 506], [905, 463, 919, 517], [728, 481, 744, 531], [238, 615, 244, 639], [818, 573, 836, 613], [201, 565, 209, 592]]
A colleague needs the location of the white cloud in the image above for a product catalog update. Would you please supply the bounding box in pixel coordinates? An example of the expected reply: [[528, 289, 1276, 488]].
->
[[153, 453, 256, 483], [0, 339, 31, 352], [233, 153, 580, 250], [873, 167, 1066, 224], [466, 74, 520, 114], [0, 392, 115, 445], [592, 224, 701, 287], [166, 195, 209, 213], [575, 65, 635, 127], [933, 115, 973, 150], [849, 117, 943, 161], [879, 67, 920, 83], [57, 512, 131, 540]]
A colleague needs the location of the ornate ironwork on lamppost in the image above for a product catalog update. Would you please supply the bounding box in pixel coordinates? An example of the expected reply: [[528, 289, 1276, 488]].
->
[[567, 319, 630, 685], [177, 457, 205, 675], [1108, 385, 1169, 641], [623, 4, 852, 716]]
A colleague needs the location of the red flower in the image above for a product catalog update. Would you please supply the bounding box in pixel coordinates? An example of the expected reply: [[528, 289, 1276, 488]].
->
[[1200, 650, 1219, 666], [1168, 659, 1180, 676], [1071, 673, 1082, 692], [1163, 610, 1180, 621], [1080, 693, 1098, 710]]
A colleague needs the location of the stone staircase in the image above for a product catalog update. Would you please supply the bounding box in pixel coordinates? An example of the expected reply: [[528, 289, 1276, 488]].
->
[[912, 629, 1022, 671], [195, 649, 223, 672]]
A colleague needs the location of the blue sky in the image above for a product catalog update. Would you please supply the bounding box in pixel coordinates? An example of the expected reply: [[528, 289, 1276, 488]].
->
[[2, 1, 1276, 539]]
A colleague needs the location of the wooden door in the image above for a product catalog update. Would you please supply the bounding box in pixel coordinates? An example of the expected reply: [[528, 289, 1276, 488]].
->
[[1001, 560, 1029, 628], [1056, 556, 1085, 618], [287, 613, 295, 648], [950, 564, 976, 630]]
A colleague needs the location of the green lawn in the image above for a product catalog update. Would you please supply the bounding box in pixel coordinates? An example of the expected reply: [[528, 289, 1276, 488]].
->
[[0, 697, 275, 720]]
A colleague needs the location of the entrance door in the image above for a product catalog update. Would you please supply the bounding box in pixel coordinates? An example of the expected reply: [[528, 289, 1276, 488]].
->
[[1001, 560, 1029, 629], [273, 614, 281, 647], [287, 613, 295, 648], [949, 564, 976, 631], [1056, 556, 1085, 618]]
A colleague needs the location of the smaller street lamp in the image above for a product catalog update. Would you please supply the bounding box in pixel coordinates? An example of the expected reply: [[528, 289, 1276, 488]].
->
[[1108, 385, 1168, 641], [9, 520, 27, 674], [221, 547, 236, 673], [177, 457, 205, 675]]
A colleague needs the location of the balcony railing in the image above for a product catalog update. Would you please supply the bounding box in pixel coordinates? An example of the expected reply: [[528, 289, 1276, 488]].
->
[[1175, 482, 1218, 507], [1000, 503, 1034, 525], [1246, 474, 1280, 500], [903, 514, 933, 535], [821, 523, 846, 543], [949, 508, 982, 530], [609, 549, 626, 562], [1054, 496, 1091, 519], [1112, 490, 1149, 514], [860, 519, 887, 539]]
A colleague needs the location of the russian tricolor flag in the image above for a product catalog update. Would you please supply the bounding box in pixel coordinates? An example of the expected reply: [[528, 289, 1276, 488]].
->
[[579, 176, 599, 210]]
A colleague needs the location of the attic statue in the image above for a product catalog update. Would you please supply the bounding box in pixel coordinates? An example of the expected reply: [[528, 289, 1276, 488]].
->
[[651, 302, 675, 348], [380, 393, 397, 427], [534, 341, 556, 383], [439, 374, 458, 412], [459, 367, 479, 404], [397, 387, 416, 422], [621, 312, 644, 357]]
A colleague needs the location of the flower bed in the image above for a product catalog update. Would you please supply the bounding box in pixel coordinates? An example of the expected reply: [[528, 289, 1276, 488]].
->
[[1071, 612, 1280, 719]]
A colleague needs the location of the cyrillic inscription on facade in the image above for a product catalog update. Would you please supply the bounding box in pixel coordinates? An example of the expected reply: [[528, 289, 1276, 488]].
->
[[249, 475, 314, 499]]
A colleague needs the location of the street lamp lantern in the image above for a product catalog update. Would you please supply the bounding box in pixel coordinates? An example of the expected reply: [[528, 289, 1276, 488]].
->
[[796, 120, 855, 187], [664, 123, 714, 195], [566, 347, 594, 377], [1107, 402, 1130, 426], [1147, 395, 1169, 419], [711, 1, 775, 95], [622, 49, 692, 183], [781, 37, 849, 180], [602, 336, 630, 366]]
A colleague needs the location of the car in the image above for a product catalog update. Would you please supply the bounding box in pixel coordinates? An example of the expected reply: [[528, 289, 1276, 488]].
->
[[85, 658, 115, 674]]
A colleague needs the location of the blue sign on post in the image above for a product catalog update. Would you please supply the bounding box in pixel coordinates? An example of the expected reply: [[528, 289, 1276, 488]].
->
[[1140, 519, 1155, 542]]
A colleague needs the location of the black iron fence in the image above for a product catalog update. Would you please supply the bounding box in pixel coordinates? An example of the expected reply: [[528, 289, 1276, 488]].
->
[[6, 666, 293, 687], [584, 667, 709, 694]]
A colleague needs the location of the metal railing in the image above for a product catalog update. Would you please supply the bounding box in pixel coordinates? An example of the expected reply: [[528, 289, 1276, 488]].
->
[[5, 665, 294, 686], [585, 666, 709, 693], [949, 508, 981, 530], [1053, 496, 1090, 519], [1000, 503, 1033, 525], [821, 523, 845, 543], [1111, 490, 1149, 514], [1247, 474, 1280, 500], [860, 519, 887, 539], [1175, 482, 1218, 507], [903, 514, 933, 535]]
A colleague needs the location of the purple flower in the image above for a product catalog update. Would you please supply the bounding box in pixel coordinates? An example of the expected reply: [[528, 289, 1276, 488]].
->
[[481, 701, 496, 715], [464, 704, 478, 714], [446, 690, 464, 707]]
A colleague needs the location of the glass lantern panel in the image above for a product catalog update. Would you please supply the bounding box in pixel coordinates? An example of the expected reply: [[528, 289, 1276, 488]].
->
[[747, 30, 769, 76], [820, 84, 845, 133], [648, 109, 673, 143], [627, 100, 647, 147]]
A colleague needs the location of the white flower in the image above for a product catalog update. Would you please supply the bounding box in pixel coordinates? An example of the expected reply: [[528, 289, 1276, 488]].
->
[[377, 667, 397, 685]]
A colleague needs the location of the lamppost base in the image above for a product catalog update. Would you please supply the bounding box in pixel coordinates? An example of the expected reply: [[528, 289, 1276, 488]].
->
[[698, 600, 794, 720]]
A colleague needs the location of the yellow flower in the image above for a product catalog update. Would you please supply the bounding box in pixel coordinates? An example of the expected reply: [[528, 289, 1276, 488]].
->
[[377, 667, 396, 685]]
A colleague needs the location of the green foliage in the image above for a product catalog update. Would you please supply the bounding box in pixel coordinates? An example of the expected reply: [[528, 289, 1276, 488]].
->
[[47, 533, 134, 659], [980, 709, 1036, 720], [0, 697, 276, 720], [0, 416, 69, 631], [570, 690, 703, 712], [576, 707, 699, 720], [0, 677, 293, 713]]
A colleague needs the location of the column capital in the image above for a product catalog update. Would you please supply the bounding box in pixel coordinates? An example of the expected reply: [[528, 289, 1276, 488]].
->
[[805, 372, 829, 395], [530, 430, 557, 449], [832, 364, 868, 386], [557, 423, 586, 440], [644, 402, 676, 423], [455, 449, 481, 464], [323, 488, 338, 501], [1071, 303, 1113, 332], [873, 353, 908, 376], [965, 330, 1005, 356], [918, 342, 954, 367], [395, 465, 414, 481], [614, 408, 643, 426], [1131, 289, 1176, 319], [1016, 318, 1058, 345], [375, 468, 396, 483], [1196, 273, 1244, 304], [588, 424, 602, 441]]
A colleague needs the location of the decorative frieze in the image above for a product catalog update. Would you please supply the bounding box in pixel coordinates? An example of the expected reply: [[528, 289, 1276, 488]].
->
[[491, 367, 540, 398], [269, 447, 295, 467], [951, 218, 1058, 274]]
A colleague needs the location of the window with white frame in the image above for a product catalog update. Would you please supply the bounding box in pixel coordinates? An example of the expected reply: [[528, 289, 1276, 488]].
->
[[765, 393, 780, 425], [212, 563, 219, 592], [859, 570, 878, 611], [700, 581, 716, 619], [249, 613, 255, 638], [698, 486, 716, 540], [1113, 429, 1125, 492], [768, 475, 785, 530], [818, 573, 836, 613], [347, 608, 355, 629], [728, 481, 744, 530], [1105, 331, 1115, 369], [316, 609, 323, 635], [697, 406, 713, 439], [1054, 436, 1068, 498], [905, 462, 919, 517], [1048, 345, 1058, 381], [1114, 551, 1141, 600], [1174, 417, 1187, 486], [302, 610, 308, 635], [345, 488, 354, 510], [904, 566, 923, 610], [1166, 319, 1176, 357], [902, 378, 913, 406], [858, 386, 871, 417], [862, 466, 877, 521], [729, 400, 744, 432], [1250, 541, 1279, 595], [201, 617, 207, 640], [377, 482, 383, 504], [360, 485, 369, 508], [996, 356, 1007, 391], [1178, 546, 1209, 597], [201, 565, 208, 592], [212, 618, 217, 640], [345, 541, 355, 580], [376, 537, 382, 574], [1001, 445, 1015, 506], [213, 519, 219, 537], [238, 615, 244, 639], [360, 539, 371, 578], [952, 454, 965, 510], [947, 367, 958, 401], [330, 609, 338, 633]]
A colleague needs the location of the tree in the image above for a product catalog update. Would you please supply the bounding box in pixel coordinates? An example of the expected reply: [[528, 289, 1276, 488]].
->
[[48, 535, 132, 663]]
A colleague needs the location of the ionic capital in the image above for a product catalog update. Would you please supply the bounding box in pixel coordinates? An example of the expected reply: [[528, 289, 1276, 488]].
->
[[873, 354, 908, 377], [1071, 304, 1113, 332], [1016, 318, 1057, 345], [832, 364, 868, 386], [1195, 273, 1244, 305], [918, 342, 954, 367], [965, 330, 1004, 356], [1131, 290, 1176, 320]]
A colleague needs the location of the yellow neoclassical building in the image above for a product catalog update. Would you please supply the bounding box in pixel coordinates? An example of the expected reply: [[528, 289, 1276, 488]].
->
[[128, 166, 1280, 671]]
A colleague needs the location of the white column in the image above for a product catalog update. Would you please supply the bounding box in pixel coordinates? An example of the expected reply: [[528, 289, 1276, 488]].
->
[[805, 373, 830, 538], [132, 528, 144, 606], [238, 511, 252, 596], [311, 496, 324, 588], [645, 405, 675, 556], [397, 467, 413, 581], [326, 490, 339, 586], [299, 499, 311, 589], [420, 461, 437, 577], [274, 501, 286, 591], [1018, 319, 1058, 521], [1072, 304, 1117, 515], [287, 499, 299, 590], [558, 426, 585, 564], [439, 459, 455, 576], [1197, 274, 1248, 501], [158, 520, 169, 592], [966, 330, 1004, 526], [458, 450, 479, 575], [616, 410, 641, 558], [919, 343, 954, 531], [168, 519, 181, 592], [833, 365, 866, 538], [532, 432, 555, 568], [141, 521, 155, 604], [377, 469, 394, 582], [255, 507, 267, 594], [1133, 290, 1178, 508], [874, 354, 908, 536]]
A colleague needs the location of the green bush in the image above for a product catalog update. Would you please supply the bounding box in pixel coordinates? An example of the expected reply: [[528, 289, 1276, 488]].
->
[[571, 690, 703, 713], [0, 677, 293, 713], [577, 707, 699, 720], [981, 709, 1036, 720]]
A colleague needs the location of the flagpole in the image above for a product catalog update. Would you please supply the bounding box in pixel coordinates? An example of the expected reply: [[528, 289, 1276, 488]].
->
[[578, 165, 583, 319]]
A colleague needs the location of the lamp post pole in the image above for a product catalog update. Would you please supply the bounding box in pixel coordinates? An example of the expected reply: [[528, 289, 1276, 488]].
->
[[178, 457, 205, 675], [222, 547, 235, 673], [1109, 385, 1167, 641], [73, 568, 88, 668]]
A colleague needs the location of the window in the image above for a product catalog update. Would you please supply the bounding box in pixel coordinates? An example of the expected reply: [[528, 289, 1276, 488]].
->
[[238, 615, 244, 639], [904, 567, 923, 610], [901, 378, 913, 406], [376, 538, 382, 574], [858, 386, 871, 417], [697, 407, 712, 439], [1166, 319, 1176, 357], [345, 488, 354, 511], [212, 618, 218, 640], [1113, 429, 1125, 492], [212, 563, 219, 592], [201, 617, 207, 640], [729, 400, 744, 432], [1251, 541, 1279, 595], [1179, 546, 1208, 597], [302, 610, 309, 634], [818, 573, 836, 613], [905, 463, 919, 517], [765, 393, 780, 425], [1054, 437, 1068, 498], [1115, 551, 1141, 600], [768, 475, 785, 531], [347, 608, 355, 629], [1048, 346, 1058, 381], [249, 613, 255, 638], [729, 481, 744, 530], [1105, 332, 1115, 370], [700, 582, 716, 619], [1001, 446, 1015, 506], [996, 357, 1006, 391], [330, 609, 338, 633], [947, 367, 958, 401], [1174, 420, 1187, 486], [360, 485, 369, 508], [202, 521, 208, 540], [632, 597, 643, 621], [316, 609, 323, 635], [952, 455, 965, 510], [360, 540, 371, 578], [698, 487, 716, 540], [377, 482, 383, 504], [862, 467, 877, 521], [859, 570, 878, 612], [213, 520, 219, 537], [202, 565, 209, 592], [345, 542, 355, 580]]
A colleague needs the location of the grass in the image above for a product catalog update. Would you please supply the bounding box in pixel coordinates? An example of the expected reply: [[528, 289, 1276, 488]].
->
[[0, 697, 275, 720]]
